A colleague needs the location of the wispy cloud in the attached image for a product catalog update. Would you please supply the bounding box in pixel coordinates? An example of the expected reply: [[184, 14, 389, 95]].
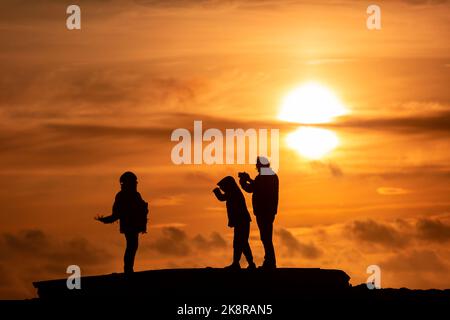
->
[[331, 110, 450, 135], [377, 187, 412, 196]]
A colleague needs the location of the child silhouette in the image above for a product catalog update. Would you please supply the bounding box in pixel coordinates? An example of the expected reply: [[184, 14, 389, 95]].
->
[[95, 172, 148, 274], [213, 176, 256, 270]]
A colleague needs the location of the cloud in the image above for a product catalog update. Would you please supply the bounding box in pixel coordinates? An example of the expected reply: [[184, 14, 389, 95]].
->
[[0, 229, 112, 298], [0, 110, 283, 173], [377, 187, 412, 196], [381, 249, 450, 288], [151, 223, 187, 229], [0, 229, 111, 266], [346, 216, 450, 248], [45, 123, 170, 139], [3, 0, 445, 27], [416, 218, 450, 242], [135, 0, 226, 8], [151, 195, 185, 207], [134, 0, 449, 8], [400, 0, 448, 4], [383, 249, 448, 273], [332, 110, 450, 135], [148, 227, 228, 256], [148, 227, 191, 256], [0, 0, 126, 22], [134, 0, 310, 9], [277, 228, 322, 259], [0, 62, 207, 119], [0, 121, 173, 172], [192, 232, 227, 250], [347, 219, 409, 248]]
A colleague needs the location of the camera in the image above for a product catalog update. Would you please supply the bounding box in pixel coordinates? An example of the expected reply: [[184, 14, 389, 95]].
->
[[238, 172, 249, 180]]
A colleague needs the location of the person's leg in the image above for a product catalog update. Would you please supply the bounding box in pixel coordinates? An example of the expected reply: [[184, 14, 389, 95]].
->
[[124, 232, 139, 274], [232, 226, 243, 266], [241, 221, 255, 268], [257, 216, 276, 268], [256, 217, 267, 264], [264, 216, 276, 267]]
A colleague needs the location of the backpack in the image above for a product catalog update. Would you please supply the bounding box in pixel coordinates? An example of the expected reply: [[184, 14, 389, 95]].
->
[[137, 200, 149, 233]]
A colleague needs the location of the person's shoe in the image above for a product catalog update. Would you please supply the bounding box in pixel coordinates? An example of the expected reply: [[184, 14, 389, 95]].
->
[[224, 263, 241, 270], [247, 262, 257, 270], [124, 267, 134, 275], [258, 263, 276, 270]]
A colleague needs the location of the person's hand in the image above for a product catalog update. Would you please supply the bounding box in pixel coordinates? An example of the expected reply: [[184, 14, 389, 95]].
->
[[213, 187, 221, 193], [94, 215, 106, 223], [238, 172, 250, 181]]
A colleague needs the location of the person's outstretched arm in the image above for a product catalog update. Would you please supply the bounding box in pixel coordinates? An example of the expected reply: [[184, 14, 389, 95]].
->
[[213, 188, 227, 201], [95, 194, 121, 224], [96, 213, 119, 224]]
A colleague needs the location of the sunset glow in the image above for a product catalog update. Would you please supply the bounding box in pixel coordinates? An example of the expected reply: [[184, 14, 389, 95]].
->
[[286, 127, 340, 159], [278, 83, 348, 124], [1, 0, 449, 300]]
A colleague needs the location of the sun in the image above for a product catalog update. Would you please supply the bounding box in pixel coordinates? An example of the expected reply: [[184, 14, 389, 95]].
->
[[279, 82, 347, 159], [278, 82, 348, 124], [286, 127, 339, 160]]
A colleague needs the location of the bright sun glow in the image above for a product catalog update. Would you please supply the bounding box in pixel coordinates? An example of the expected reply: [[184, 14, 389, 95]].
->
[[286, 127, 339, 160], [279, 82, 346, 159], [278, 82, 348, 124]]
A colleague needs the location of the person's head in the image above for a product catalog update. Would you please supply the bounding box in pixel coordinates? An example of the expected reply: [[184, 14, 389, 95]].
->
[[256, 156, 270, 173], [217, 176, 240, 194], [120, 171, 138, 191]]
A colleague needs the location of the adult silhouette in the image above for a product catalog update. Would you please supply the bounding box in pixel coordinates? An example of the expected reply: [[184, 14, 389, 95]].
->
[[95, 172, 148, 274], [239, 157, 279, 269], [213, 176, 256, 270]]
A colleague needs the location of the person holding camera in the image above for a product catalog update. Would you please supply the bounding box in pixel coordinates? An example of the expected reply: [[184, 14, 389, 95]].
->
[[239, 156, 279, 269]]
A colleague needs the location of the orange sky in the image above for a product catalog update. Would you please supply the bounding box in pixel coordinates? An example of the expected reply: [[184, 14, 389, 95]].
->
[[0, 0, 449, 298]]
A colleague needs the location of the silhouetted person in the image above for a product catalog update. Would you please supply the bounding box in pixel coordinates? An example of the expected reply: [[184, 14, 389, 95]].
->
[[239, 156, 279, 269], [213, 176, 256, 270], [95, 172, 148, 274]]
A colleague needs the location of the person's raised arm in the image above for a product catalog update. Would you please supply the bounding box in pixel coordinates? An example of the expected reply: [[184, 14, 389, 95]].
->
[[239, 173, 254, 193], [213, 188, 227, 201]]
